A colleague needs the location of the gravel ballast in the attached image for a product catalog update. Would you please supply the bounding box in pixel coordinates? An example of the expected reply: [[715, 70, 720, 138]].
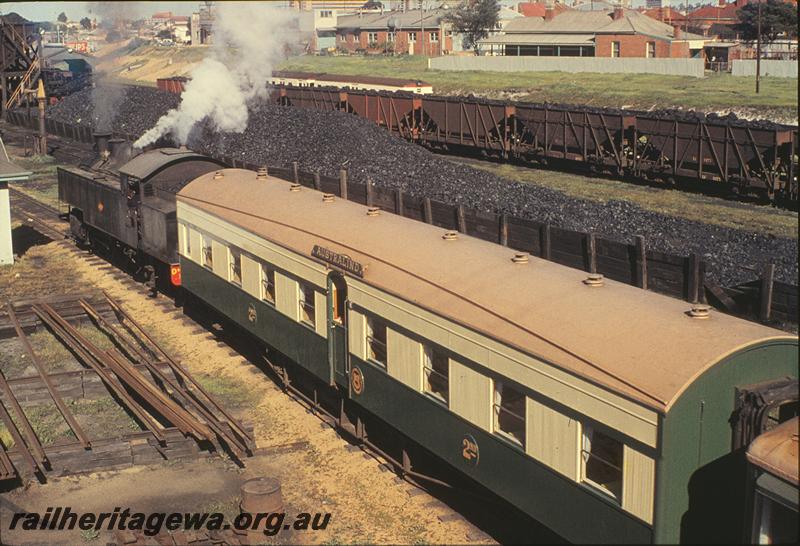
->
[[43, 87, 798, 286]]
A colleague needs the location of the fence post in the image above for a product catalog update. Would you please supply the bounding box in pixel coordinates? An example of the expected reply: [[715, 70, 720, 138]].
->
[[586, 233, 597, 273], [395, 189, 404, 216], [634, 235, 647, 289], [366, 177, 374, 207], [339, 169, 348, 199], [760, 263, 775, 321], [313, 171, 321, 191], [540, 224, 551, 260], [292, 161, 299, 183], [688, 253, 701, 303], [457, 205, 467, 233], [423, 198, 433, 224], [500, 213, 508, 246]]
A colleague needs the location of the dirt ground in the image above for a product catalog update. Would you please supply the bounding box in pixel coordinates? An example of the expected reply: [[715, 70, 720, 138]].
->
[[0, 238, 493, 545]]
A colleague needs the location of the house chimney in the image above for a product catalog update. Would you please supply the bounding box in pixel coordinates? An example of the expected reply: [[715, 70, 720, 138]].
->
[[545, 6, 555, 21], [718, 0, 726, 6], [613, 7, 624, 20], [673, 25, 682, 39]]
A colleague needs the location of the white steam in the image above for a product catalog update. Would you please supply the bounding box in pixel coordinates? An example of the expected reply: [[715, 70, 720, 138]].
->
[[135, 3, 298, 148]]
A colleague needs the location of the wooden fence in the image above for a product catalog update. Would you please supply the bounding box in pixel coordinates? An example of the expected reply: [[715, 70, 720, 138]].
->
[[4, 112, 796, 329]]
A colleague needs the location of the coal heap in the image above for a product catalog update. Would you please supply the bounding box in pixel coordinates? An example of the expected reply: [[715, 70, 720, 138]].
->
[[43, 88, 798, 286]]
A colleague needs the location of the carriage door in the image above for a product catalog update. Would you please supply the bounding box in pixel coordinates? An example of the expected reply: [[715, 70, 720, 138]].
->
[[327, 273, 349, 387]]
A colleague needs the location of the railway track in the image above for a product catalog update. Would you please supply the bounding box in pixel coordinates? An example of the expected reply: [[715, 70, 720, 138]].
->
[[1, 119, 94, 164], [8, 188, 69, 241], [8, 180, 538, 543]]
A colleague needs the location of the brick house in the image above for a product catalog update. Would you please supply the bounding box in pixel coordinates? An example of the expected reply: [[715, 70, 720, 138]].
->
[[480, 6, 705, 58], [335, 9, 454, 55]]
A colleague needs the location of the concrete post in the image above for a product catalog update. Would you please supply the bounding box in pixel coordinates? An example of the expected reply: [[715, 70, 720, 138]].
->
[[0, 181, 12, 265]]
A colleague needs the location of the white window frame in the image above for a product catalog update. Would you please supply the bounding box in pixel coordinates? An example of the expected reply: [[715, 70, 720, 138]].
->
[[611, 41, 621, 58], [365, 315, 387, 368], [580, 425, 624, 503], [408, 31, 417, 43], [260, 263, 275, 305], [229, 246, 242, 286], [492, 380, 526, 448], [201, 235, 213, 270], [429, 31, 438, 43], [387, 31, 395, 42], [646, 41, 656, 58], [423, 344, 449, 405], [368, 32, 378, 43], [181, 224, 191, 257], [299, 282, 316, 328]]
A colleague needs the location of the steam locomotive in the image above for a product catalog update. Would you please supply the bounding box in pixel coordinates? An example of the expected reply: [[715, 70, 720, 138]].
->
[[57, 137, 798, 543]]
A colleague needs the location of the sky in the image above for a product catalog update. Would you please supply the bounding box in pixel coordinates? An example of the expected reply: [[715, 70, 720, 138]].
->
[[0, 2, 205, 22], [1, 0, 660, 24]]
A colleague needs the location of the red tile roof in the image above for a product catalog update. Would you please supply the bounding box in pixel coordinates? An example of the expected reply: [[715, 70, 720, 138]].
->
[[517, 2, 570, 17], [688, 1, 743, 22], [643, 7, 689, 24]]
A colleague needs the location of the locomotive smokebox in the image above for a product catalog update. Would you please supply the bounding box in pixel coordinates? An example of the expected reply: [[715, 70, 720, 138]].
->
[[92, 131, 112, 158]]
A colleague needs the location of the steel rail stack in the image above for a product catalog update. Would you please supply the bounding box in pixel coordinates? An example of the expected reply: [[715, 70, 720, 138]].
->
[[0, 292, 255, 486]]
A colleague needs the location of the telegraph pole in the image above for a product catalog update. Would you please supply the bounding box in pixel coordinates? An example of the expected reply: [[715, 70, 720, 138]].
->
[[755, 0, 762, 93]]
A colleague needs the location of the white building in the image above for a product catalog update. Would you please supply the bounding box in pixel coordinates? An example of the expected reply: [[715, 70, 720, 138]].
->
[[0, 138, 32, 266]]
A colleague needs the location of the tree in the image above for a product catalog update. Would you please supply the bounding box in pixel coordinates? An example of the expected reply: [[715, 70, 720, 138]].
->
[[57, 12, 67, 23], [445, 0, 500, 54], [105, 29, 122, 42], [80, 17, 92, 30], [734, 0, 797, 42]]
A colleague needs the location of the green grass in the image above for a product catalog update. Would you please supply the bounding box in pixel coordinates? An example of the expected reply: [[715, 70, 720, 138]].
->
[[195, 373, 261, 410], [279, 55, 798, 115], [452, 157, 798, 240]]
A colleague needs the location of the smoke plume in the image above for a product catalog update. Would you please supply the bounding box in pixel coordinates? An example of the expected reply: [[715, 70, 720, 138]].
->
[[135, 3, 298, 148]]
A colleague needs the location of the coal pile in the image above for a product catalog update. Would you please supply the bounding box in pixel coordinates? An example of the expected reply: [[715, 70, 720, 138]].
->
[[45, 86, 180, 137], [40, 90, 798, 286], [190, 103, 797, 286]]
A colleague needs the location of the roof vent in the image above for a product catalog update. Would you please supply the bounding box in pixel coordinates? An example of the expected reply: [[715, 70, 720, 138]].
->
[[688, 303, 711, 319], [366, 207, 380, 216], [583, 273, 605, 287], [322, 193, 335, 203], [213, 171, 224, 180], [289, 183, 302, 192], [256, 166, 268, 180], [442, 230, 458, 241], [511, 252, 529, 264]]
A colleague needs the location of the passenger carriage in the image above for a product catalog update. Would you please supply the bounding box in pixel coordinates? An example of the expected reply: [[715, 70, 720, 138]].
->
[[174, 168, 798, 544]]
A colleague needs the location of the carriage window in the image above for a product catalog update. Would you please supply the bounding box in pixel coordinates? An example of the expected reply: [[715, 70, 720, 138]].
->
[[229, 247, 242, 286], [299, 282, 315, 327], [423, 345, 449, 404], [201, 235, 213, 269], [261, 264, 275, 304], [581, 426, 623, 501], [493, 381, 526, 447], [366, 315, 387, 367], [181, 225, 191, 256]]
